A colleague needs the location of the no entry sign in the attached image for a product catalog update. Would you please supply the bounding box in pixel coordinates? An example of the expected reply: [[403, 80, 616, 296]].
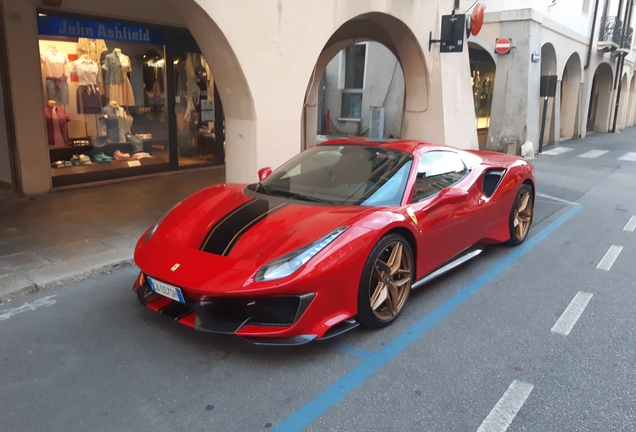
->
[[495, 38, 512, 54]]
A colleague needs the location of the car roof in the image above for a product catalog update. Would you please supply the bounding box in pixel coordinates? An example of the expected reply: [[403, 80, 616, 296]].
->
[[317, 137, 447, 154]]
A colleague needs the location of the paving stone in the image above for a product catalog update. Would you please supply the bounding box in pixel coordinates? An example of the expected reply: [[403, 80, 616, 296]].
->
[[38, 238, 115, 263], [0, 252, 53, 271]]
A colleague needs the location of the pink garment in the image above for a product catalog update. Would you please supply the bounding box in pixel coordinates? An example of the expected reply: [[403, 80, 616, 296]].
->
[[45, 105, 71, 147], [51, 109, 65, 146]]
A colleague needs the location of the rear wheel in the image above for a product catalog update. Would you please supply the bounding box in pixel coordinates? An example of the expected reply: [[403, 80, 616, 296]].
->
[[356, 234, 414, 329], [508, 184, 534, 245]]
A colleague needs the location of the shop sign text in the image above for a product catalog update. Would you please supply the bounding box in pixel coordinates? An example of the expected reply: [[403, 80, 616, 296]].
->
[[37, 16, 163, 45]]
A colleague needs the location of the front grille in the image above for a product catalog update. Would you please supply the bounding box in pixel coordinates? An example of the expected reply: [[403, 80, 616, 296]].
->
[[209, 296, 301, 326]]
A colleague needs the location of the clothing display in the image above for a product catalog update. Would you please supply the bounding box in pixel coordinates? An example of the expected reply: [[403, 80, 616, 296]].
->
[[76, 38, 108, 65], [99, 103, 132, 143], [45, 104, 71, 147], [103, 50, 135, 106], [38, 26, 174, 180], [70, 57, 102, 114], [40, 47, 70, 105]]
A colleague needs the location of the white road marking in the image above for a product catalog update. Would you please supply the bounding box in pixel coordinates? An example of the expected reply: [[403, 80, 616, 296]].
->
[[624, 216, 636, 232], [476, 380, 534, 432], [0, 295, 57, 321], [536, 193, 576, 205], [551, 291, 593, 336], [618, 152, 636, 161], [577, 150, 609, 158], [541, 147, 573, 155], [596, 245, 623, 271]]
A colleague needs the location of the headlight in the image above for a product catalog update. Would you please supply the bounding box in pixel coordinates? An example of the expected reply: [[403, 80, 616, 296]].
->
[[143, 201, 183, 243], [255, 227, 348, 281], [143, 216, 164, 243]]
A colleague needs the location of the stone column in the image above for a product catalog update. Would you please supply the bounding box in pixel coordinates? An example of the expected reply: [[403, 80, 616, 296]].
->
[[486, 10, 542, 154]]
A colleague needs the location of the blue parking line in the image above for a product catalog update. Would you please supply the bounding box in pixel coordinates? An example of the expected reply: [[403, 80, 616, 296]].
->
[[330, 341, 374, 361], [274, 204, 583, 431], [535, 199, 568, 205]]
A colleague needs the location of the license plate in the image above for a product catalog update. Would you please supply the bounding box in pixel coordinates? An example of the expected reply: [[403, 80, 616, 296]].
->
[[147, 277, 185, 303]]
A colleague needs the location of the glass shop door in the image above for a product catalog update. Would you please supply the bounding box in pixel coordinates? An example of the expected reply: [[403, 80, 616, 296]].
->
[[168, 46, 225, 168]]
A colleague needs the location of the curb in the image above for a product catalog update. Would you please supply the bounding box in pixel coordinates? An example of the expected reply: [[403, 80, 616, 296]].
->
[[0, 256, 136, 302]]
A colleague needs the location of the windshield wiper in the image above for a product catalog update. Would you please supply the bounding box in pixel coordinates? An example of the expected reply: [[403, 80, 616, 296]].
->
[[267, 189, 334, 204], [256, 182, 273, 194]]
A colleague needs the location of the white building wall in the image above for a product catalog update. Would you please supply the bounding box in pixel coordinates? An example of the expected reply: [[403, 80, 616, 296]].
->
[[324, 42, 404, 138]]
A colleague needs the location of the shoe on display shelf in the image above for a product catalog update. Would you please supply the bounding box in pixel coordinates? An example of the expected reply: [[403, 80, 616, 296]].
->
[[114, 150, 131, 161], [131, 152, 151, 160], [93, 152, 113, 163]]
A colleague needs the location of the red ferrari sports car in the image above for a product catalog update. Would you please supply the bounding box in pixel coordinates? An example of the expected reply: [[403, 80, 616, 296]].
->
[[133, 138, 535, 345]]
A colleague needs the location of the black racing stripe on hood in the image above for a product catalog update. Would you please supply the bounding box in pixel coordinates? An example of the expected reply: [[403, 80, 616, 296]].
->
[[200, 198, 287, 256]]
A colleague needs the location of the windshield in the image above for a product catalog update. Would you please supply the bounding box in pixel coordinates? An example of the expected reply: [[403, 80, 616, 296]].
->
[[256, 145, 413, 206]]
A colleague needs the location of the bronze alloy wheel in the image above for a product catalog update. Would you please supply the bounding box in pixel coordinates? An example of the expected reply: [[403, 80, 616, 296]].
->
[[369, 241, 413, 321], [513, 188, 533, 241]]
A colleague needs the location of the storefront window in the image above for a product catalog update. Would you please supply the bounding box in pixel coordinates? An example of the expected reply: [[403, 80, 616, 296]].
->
[[38, 15, 169, 183], [174, 52, 223, 166]]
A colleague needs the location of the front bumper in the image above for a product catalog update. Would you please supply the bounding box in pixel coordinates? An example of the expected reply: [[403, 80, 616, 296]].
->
[[133, 273, 320, 345]]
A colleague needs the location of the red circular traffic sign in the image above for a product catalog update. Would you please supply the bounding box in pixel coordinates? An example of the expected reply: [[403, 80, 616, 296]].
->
[[471, 3, 486, 36], [495, 38, 512, 54]]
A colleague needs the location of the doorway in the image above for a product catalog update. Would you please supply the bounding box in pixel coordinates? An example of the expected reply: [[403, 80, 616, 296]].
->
[[169, 37, 225, 168]]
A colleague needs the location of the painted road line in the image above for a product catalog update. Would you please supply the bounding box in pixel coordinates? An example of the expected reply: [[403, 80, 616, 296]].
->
[[551, 291, 593, 336], [273, 204, 582, 432], [476, 380, 534, 432], [0, 295, 57, 321], [624, 216, 636, 232], [541, 147, 573, 155], [331, 341, 373, 361], [536, 193, 577, 205], [596, 245, 623, 271], [577, 150, 609, 158], [618, 152, 636, 161]]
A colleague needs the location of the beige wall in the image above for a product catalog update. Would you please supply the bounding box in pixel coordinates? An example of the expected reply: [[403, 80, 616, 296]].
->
[[0, 51, 11, 186], [2, 0, 479, 194]]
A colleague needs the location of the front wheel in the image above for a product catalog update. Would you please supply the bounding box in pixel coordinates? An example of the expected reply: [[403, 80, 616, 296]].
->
[[508, 184, 534, 245], [356, 234, 414, 329]]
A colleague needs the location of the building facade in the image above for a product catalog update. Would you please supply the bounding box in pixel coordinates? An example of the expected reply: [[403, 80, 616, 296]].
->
[[0, 0, 479, 196], [468, 0, 636, 154]]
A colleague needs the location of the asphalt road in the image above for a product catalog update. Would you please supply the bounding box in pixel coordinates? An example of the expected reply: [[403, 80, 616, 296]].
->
[[1, 130, 636, 432]]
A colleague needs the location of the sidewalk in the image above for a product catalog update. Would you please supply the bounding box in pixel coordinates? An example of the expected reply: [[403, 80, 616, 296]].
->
[[0, 167, 225, 301]]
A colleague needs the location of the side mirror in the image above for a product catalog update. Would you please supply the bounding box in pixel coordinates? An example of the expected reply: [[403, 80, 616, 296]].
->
[[429, 188, 468, 212], [258, 167, 272, 181]]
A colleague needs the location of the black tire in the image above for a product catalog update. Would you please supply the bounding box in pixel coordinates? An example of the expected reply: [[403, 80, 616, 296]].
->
[[507, 183, 534, 245], [356, 233, 414, 329]]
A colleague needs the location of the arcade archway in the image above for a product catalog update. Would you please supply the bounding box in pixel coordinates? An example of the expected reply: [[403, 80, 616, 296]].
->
[[302, 13, 428, 149], [560, 53, 582, 140], [586, 63, 613, 132]]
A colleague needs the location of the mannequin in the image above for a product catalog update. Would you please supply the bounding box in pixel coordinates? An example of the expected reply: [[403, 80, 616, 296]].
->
[[45, 99, 71, 146], [40, 44, 69, 105], [102, 48, 134, 106], [99, 100, 132, 143], [70, 53, 102, 114]]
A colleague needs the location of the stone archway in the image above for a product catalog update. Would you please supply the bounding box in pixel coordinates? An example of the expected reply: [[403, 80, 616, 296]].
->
[[560, 53, 582, 140], [587, 63, 613, 132], [169, 0, 256, 183], [629, 74, 636, 127], [468, 42, 496, 148], [540, 43, 557, 146], [302, 13, 429, 149]]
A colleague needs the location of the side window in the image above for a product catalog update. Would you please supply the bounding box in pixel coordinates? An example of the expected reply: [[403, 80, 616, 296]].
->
[[411, 151, 467, 202]]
